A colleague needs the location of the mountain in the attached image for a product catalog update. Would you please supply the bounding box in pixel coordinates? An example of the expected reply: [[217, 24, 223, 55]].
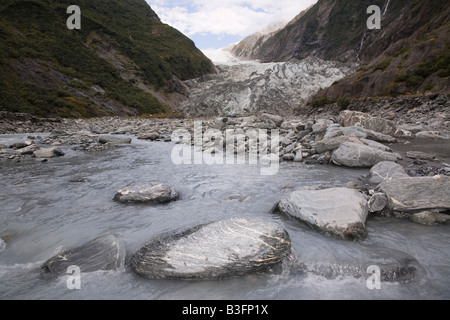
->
[[0, 0, 215, 118], [229, 0, 449, 99]]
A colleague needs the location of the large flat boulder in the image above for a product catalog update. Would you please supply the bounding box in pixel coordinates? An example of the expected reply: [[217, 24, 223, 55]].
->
[[33, 147, 64, 158], [332, 142, 398, 168], [114, 183, 179, 204], [277, 188, 369, 240], [377, 176, 450, 213], [129, 218, 291, 280], [41, 234, 123, 276]]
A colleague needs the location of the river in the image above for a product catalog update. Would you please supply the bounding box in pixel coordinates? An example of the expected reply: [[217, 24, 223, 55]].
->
[[0, 134, 449, 300]]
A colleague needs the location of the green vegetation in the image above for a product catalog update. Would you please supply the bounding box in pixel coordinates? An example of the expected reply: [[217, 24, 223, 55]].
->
[[372, 58, 393, 72], [309, 97, 350, 110], [0, 0, 214, 118]]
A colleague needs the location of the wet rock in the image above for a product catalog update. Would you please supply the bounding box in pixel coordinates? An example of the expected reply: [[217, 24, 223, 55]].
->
[[138, 132, 160, 141], [129, 218, 291, 280], [416, 131, 449, 139], [360, 139, 392, 152], [378, 176, 450, 213], [282, 153, 295, 161], [0, 238, 5, 253], [114, 183, 179, 204], [293, 152, 303, 163], [277, 187, 369, 240], [332, 142, 398, 168], [99, 135, 132, 145], [368, 193, 388, 213], [18, 145, 38, 155], [406, 151, 437, 161], [41, 234, 124, 276], [367, 161, 409, 185], [10, 142, 29, 149], [290, 247, 418, 283], [410, 211, 450, 226], [33, 147, 64, 158]]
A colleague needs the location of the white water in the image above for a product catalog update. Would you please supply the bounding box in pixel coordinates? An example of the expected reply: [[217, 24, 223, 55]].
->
[[0, 135, 449, 300]]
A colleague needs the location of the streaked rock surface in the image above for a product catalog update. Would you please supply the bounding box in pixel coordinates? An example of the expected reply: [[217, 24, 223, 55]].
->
[[129, 218, 291, 280], [114, 183, 179, 204]]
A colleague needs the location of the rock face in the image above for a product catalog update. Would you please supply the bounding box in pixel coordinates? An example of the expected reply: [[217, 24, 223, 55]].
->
[[366, 161, 409, 185], [332, 142, 398, 168], [378, 176, 450, 213], [99, 136, 132, 145], [277, 188, 369, 240], [33, 147, 64, 158], [114, 183, 179, 204], [41, 234, 123, 276], [129, 218, 291, 280]]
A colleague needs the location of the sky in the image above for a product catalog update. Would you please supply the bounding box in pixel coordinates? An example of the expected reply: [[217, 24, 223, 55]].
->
[[146, 0, 318, 50]]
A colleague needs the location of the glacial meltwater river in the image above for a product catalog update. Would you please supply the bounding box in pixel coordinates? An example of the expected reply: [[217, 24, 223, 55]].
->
[[0, 134, 449, 300]]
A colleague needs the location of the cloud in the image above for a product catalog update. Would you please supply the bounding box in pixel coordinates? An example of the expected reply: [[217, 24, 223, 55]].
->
[[147, 0, 318, 37]]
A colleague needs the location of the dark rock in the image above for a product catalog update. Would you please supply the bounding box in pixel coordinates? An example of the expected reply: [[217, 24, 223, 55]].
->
[[41, 234, 124, 276], [406, 151, 437, 161], [129, 218, 291, 280], [114, 183, 179, 204], [138, 132, 160, 141], [368, 193, 388, 213]]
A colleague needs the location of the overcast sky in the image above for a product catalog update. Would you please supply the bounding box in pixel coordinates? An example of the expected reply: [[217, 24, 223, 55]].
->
[[146, 0, 318, 50]]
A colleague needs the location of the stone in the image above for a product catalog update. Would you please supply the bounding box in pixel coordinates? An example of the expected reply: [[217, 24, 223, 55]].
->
[[282, 153, 295, 161], [33, 147, 64, 158], [41, 234, 124, 276], [339, 111, 368, 127], [99, 135, 132, 145], [0, 238, 5, 253], [332, 142, 398, 168], [114, 183, 179, 204], [363, 117, 397, 136], [360, 139, 392, 152], [415, 131, 449, 139], [314, 135, 351, 154], [406, 151, 437, 161], [293, 152, 303, 163], [138, 132, 160, 141], [260, 114, 284, 128], [325, 125, 368, 140], [18, 145, 37, 155], [368, 193, 388, 213], [129, 218, 291, 280], [277, 187, 369, 240], [367, 161, 409, 185], [378, 176, 450, 213], [410, 211, 450, 226], [10, 142, 28, 149]]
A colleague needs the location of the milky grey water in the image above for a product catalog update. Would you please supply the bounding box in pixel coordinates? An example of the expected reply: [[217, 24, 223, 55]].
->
[[0, 135, 449, 300]]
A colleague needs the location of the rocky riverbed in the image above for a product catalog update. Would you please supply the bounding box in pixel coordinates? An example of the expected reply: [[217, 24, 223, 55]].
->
[[0, 102, 449, 298]]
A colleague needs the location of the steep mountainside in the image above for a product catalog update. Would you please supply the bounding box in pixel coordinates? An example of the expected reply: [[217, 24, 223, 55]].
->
[[231, 0, 449, 99], [0, 0, 215, 118]]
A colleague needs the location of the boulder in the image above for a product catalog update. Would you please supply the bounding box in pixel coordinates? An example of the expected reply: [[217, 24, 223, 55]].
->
[[378, 176, 450, 213], [339, 111, 368, 127], [406, 151, 437, 161], [366, 161, 409, 185], [360, 139, 392, 152], [129, 218, 291, 280], [314, 135, 351, 154], [10, 142, 29, 149], [114, 183, 179, 204], [332, 142, 398, 168], [99, 135, 132, 145], [277, 187, 369, 240], [363, 117, 397, 136], [415, 131, 449, 139], [41, 234, 124, 276], [368, 193, 388, 213], [410, 211, 450, 226], [33, 147, 64, 158], [260, 114, 284, 128], [138, 132, 160, 141], [0, 238, 5, 253]]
